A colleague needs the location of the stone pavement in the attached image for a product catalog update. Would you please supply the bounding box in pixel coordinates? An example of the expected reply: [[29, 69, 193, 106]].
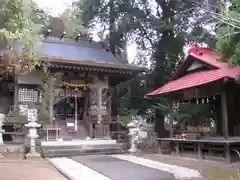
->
[[49, 155, 203, 180], [0, 158, 67, 180], [72, 155, 175, 180]]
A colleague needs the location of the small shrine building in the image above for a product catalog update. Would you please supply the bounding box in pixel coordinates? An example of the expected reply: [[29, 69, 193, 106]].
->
[[145, 46, 240, 162]]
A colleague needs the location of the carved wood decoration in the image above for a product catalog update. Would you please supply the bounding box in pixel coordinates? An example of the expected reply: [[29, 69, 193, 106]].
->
[[101, 88, 111, 117], [89, 87, 97, 105], [102, 88, 111, 106], [88, 87, 98, 117]]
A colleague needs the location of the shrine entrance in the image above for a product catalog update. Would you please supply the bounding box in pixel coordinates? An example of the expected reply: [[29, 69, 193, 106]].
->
[[51, 82, 89, 139]]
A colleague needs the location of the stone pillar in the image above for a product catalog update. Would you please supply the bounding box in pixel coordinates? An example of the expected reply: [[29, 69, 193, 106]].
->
[[0, 114, 5, 145]]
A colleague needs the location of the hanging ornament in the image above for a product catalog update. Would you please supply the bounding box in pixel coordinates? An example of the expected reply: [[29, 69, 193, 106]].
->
[[206, 97, 209, 103], [196, 98, 199, 104], [213, 96, 216, 100], [202, 98, 205, 104], [74, 87, 78, 91], [83, 86, 87, 91]]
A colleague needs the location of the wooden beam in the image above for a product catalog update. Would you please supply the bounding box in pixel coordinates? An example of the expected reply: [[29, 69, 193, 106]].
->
[[221, 91, 229, 139]]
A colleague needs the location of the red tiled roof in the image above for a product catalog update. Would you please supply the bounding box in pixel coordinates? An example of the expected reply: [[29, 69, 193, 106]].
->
[[145, 68, 240, 97], [171, 45, 229, 80], [188, 46, 228, 69]]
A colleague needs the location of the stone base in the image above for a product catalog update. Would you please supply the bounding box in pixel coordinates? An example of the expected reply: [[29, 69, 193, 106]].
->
[[0, 144, 6, 153], [128, 148, 140, 154], [26, 151, 41, 159], [36, 139, 124, 157]]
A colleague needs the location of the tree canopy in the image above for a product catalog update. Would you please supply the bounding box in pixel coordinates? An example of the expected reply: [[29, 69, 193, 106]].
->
[[0, 0, 46, 69], [215, 0, 240, 66]]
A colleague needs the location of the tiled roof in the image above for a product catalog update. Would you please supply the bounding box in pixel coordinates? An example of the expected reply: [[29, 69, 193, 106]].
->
[[188, 46, 228, 69], [40, 39, 122, 65], [14, 37, 143, 72], [171, 45, 228, 80], [145, 68, 240, 97]]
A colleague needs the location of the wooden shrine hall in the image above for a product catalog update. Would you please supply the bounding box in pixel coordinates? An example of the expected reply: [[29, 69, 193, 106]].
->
[[145, 45, 240, 163], [0, 35, 143, 143]]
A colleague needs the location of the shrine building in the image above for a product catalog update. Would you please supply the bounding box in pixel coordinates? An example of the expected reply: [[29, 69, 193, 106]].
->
[[0, 35, 143, 142]]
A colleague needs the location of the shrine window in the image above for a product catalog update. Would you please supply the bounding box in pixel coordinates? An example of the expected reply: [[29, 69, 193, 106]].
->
[[18, 86, 39, 103]]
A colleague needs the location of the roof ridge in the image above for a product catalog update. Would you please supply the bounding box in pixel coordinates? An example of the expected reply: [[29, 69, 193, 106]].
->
[[41, 36, 103, 50]]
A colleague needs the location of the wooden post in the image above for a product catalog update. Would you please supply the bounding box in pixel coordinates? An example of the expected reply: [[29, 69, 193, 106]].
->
[[168, 101, 174, 138], [117, 115, 120, 142], [97, 87, 103, 137], [48, 78, 54, 123], [221, 91, 229, 139], [74, 94, 78, 131], [13, 78, 19, 108]]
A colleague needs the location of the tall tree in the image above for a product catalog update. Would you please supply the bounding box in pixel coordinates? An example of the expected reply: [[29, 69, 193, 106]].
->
[[0, 0, 46, 70], [74, 0, 219, 132]]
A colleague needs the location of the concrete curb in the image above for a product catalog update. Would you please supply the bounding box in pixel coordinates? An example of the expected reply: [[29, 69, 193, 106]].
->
[[46, 158, 73, 180]]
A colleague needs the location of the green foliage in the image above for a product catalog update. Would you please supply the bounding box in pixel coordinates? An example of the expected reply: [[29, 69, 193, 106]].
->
[[0, 0, 45, 69], [215, 1, 240, 66]]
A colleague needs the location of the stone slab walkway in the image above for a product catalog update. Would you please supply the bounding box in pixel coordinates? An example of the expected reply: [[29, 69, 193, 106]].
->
[[72, 155, 175, 180], [49, 155, 203, 180], [111, 155, 203, 180], [0, 158, 67, 180]]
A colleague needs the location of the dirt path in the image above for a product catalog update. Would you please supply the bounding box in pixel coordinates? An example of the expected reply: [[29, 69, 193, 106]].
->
[[0, 158, 67, 180]]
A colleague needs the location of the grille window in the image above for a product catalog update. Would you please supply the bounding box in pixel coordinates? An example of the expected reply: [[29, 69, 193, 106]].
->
[[18, 88, 39, 103]]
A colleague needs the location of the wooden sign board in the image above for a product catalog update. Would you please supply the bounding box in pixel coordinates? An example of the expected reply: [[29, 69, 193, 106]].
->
[[183, 88, 199, 99], [89, 105, 107, 115]]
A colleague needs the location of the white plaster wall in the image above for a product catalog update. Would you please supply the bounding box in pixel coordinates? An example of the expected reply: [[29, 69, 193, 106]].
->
[[88, 73, 109, 89], [17, 70, 43, 85]]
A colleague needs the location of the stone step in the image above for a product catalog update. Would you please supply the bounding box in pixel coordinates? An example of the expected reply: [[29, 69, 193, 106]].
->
[[36, 139, 124, 157], [40, 147, 125, 157]]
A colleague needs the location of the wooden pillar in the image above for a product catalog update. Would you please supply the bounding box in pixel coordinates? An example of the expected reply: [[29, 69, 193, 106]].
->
[[168, 101, 174, 138], [221, 91, 229, 139], [48, 78, 54, 123], [117, 115, 120, 142], [97, 87, 104, 137], [13, 76, 19, 108], [97, 87, 102, 123]]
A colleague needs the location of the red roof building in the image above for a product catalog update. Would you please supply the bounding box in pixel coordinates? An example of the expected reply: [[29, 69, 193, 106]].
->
[[145, 45, 240, 97], [146, 46, 240, 162]]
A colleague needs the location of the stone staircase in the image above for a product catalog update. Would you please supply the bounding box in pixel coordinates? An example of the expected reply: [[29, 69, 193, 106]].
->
[[57, 120, 89, 140]]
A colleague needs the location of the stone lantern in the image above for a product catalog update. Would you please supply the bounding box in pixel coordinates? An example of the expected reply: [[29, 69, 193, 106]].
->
[[24, 109, 41, 157], [127, 118, 139, 153]]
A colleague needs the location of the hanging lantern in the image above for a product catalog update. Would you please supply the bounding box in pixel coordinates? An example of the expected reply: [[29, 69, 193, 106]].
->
[[201, 98, 205, 104], [196, 98, 199, 104]]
